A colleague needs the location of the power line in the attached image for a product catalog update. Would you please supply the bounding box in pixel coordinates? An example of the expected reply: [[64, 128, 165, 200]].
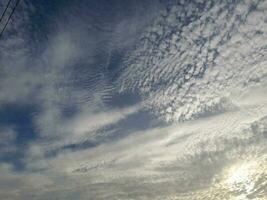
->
[[0, 0, 21, 39], [0, 0, 13, 24]]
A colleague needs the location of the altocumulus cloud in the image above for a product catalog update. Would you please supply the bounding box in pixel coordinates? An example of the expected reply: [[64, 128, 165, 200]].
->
[[0, 0, 267, 200]]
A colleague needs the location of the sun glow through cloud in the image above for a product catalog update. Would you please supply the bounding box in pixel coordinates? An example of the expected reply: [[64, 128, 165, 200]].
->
[[221, 158, 267, 200]]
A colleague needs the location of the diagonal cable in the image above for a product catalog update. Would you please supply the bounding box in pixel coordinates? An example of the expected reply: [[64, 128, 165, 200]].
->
[[0, 0, 13, 24], [0, 0, 21, 39]]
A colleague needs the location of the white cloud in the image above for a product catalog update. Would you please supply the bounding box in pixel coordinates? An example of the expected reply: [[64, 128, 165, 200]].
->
[[35, 104, 141, 151], [118, 0, 267, 123], [69, 104, 140, 137], [27, 86, 267, 199], [0, 163, 55, 200], [0, 0, 266, 199]]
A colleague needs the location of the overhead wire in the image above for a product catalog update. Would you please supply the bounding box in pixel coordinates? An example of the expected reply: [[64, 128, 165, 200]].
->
[[0, 0, 13, 24], [0, 0, 21, 39]]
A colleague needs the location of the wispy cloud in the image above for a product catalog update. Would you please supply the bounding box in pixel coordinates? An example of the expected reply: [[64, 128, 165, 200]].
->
[[21, 88, 267, 199], [0, 127, 17, 154], [0, 0, 266, 199]]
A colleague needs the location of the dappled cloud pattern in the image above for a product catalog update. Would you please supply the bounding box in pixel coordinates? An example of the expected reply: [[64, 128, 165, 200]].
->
[[0, 0, 266, 199]]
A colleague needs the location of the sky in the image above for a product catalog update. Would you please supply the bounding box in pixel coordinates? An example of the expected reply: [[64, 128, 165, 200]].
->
[[0, 0, 266, 199]]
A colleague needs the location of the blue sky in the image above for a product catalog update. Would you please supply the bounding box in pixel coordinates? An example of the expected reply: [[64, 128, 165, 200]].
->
[[0, 0, 267, 199]]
